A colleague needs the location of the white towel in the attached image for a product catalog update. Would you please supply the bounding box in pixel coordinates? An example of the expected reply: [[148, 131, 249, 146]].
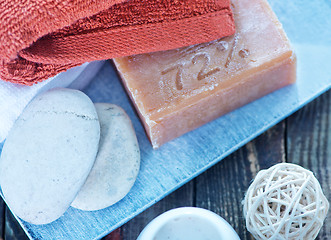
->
[[0, 61, 105, 143]]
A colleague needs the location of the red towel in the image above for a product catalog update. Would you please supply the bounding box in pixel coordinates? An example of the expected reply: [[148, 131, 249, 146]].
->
[[0, 0, 235, 85]]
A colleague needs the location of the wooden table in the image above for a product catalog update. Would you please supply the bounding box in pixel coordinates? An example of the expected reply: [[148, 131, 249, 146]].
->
[[1, 90, 330, 240]]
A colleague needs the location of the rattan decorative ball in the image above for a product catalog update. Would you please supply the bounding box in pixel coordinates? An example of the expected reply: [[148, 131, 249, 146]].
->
[[243, 163, 329, 240]]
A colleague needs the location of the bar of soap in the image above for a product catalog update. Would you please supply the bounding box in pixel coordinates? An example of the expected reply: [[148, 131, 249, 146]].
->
[[114, 0, 296, 148]]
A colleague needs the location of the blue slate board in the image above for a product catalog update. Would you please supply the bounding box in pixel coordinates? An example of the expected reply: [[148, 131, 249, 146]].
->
[[0, 0, 330, 239]]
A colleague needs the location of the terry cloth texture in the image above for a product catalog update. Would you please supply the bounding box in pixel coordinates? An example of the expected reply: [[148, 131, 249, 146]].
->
[[0, 0, 235, 85]]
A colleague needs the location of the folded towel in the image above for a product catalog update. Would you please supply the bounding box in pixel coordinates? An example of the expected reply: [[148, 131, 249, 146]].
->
[[0, 61, 105, 143], [0, 0, 235, 85]]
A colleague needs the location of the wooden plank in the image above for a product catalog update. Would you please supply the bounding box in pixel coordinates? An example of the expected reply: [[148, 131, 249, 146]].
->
[[0, 198, 4, 240], [195, 121, 285, 240], [103, 229, 121, 240], [117, 181, 194, 240], [286, 90, 331, 240], [4, 207, 28, 240]]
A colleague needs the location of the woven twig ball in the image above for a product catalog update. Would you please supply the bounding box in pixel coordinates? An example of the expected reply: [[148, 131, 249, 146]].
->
[[243, 163, 329, 240]]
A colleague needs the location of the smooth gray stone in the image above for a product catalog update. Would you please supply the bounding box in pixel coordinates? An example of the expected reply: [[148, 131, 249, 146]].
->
[[71, 103, 140, 211], [0, 88, 100, 224]]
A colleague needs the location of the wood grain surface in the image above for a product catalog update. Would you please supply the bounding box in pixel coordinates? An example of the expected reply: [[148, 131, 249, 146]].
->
[[0, 90, 330, 239], [286, 91, 331, 240], [0, 199, 3, 240]]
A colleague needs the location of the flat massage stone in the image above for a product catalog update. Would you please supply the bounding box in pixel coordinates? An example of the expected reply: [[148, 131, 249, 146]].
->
[[71, 103, 140, 211], [0, 88, 100, 224]]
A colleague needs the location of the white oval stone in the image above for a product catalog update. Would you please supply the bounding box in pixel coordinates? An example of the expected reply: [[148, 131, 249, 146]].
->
[[0, 88, 100, 224], [71, 103, 140, 211]]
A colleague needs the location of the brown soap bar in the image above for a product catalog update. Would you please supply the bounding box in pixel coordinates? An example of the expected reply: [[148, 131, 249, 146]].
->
[[114, 0, 296, 148]]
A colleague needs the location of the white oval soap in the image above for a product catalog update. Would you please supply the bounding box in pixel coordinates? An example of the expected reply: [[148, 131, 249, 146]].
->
[[71, 103, 140, 211], [0, 88, 100, 224]]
